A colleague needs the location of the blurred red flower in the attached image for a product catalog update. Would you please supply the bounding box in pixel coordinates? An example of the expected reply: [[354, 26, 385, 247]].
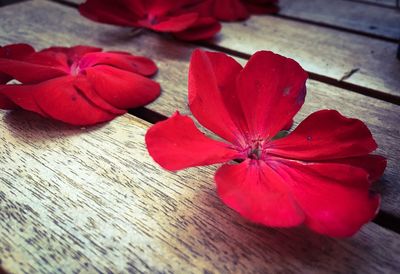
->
[[0, 44, 160, 125], [79, 0, 279, 40], [146, 49, 385, 237], [79, 0, 221, 41]]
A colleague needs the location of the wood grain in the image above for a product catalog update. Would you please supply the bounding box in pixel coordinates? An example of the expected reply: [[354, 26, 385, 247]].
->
[[1, 111, 400, 273], [1, 0, 400, 217], [279, 0, 400, 40]]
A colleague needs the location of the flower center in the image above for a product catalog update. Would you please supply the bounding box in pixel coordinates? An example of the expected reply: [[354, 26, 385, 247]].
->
[[148, 14, 159, 25], [69, 61, 81, 76], [247, 139, 265, 160]]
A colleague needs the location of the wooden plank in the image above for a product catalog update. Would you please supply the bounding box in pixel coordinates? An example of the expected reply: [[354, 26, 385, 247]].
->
[[279, 0, 400, 40], [1, 0, 400, 217], [1, 110, 400, 273]]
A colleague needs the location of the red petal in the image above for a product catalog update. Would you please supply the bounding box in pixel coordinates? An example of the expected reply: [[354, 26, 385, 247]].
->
[[269, 158, 380, 237], [0, 84, 49, 116], [0, 53, 68, 84], [80, 52, 158, 76], [146, 112, 239, 171], [236, 51, 308, 140], [1, 76, 121, 125], [173, 17, 221, 41], [84, 65, 160, 109], [0, 91, 18, 109], [269, 110, 378, 160], [79, 0, 143, 27], [282, 119, 293, 131], [41, 45, 102, 64], [73, 76, 126, 116], [213, 0, 249, 21], [0, 44, 38, 84], [146, 12, 199, 32], [146, 0, 191, 15], [188, 49, 243, 144], [0, 43, 35, 60], [327, 155, 386, 183], [0, 74, 8, 84], [215, 159, 305, 226]]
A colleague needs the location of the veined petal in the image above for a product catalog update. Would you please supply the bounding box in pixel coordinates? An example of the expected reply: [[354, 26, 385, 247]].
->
[[0, 76, 121, 125], [41, 45, 102, 64], [268, 110, 378, 161], [146, 112, 239, 171], [325, 155, 386, 183], [0, 43, 35, 60], [0, 92, 18, 109], [84, 65, 160, 109], [188, 49, 243, 144], [146, 0, 192, 15], [147, 13, 199, 32], [79, 0, 143, 27], [215, 159, 305, 227], [173, 17, 221, 41], [0, 54, 68, 84], [236, 51, 308, 140], [0, 84, 50, 116], [73, 76, 126, 116], [80, 52, 158, 76], [0, 74, 8, 84], [268, 158, 380, 237], [212, 0, 249, 21]]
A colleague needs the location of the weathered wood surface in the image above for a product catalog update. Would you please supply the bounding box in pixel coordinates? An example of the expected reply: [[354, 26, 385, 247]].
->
[[1, 0, 400, 273], [1, 0, 400, 217], [279, 0, 400, 40], [216, 16, 400, 99], [1, 111, 400, 273]]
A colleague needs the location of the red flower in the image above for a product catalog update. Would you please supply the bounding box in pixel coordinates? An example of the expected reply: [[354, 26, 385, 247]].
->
[[0, 44, 160, 125], [146, 49, 386, 237], [79, 0, 221, 41]]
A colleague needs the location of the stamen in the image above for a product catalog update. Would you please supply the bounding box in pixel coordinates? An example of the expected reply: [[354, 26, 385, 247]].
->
[[247, 138, 265, 160], [69, 62, 80, 76]]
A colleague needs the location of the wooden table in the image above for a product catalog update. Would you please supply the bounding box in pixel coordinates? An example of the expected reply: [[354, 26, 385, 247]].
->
[[1, 0, 400, 272]]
